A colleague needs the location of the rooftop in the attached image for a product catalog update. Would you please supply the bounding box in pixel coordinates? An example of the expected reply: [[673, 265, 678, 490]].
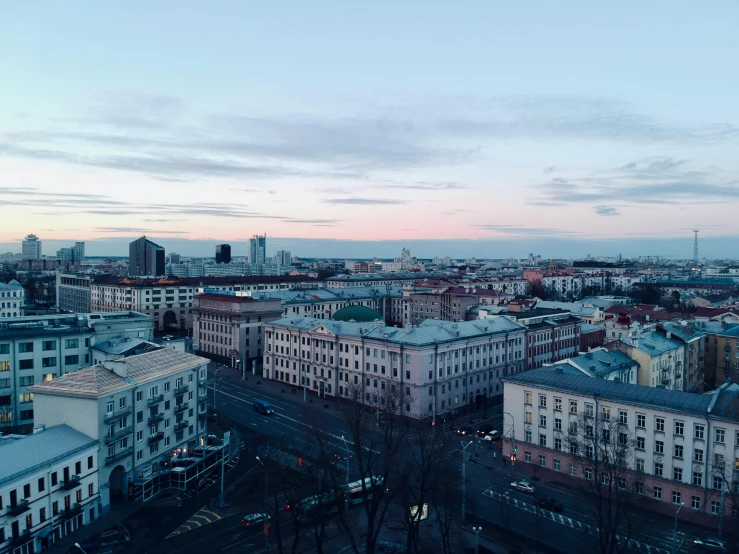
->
[[0, 280, 23, 290], [505, 368, 713, 417], [620, 331, 682, 356], [90, 334, 157, 355], [268, 316, 525, 347], [92, 275, 318, 287], [504, 308, 571, 320], [332, 305, 383, 322], [581, 323, 605, 334], [326, 272, 445, 282], [30, 348, 208, 399], [565, 348, 636, 378], [0, 425, 98, 486], [251, 286, 402, 304]]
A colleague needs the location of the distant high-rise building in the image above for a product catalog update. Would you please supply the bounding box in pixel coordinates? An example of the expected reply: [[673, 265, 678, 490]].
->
[[249, 234, 267, 266], [128, 236, 165, 277], [22, 234, 42, 260], [215, 244, 232, 264], [56, 241, 85, 262], [273, 250, 291, 267], [169, 252, 181, 264]]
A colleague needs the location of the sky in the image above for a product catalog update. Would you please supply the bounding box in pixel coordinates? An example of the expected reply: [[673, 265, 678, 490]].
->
[[1, 1, 738, 259]]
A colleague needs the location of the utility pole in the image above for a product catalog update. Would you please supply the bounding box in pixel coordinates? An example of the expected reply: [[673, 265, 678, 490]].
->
[[461, 440, 473, 520], [213, 366, 224, 413], [220, 431, 230, 508], [504, 411, 516, 469], [672, 502, 684, 554]]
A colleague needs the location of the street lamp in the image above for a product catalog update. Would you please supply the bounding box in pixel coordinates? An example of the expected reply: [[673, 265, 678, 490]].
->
[[504, 411, 516, 468], [672, 502, 684, 554], [74, 544, 90, 554], [461, 440, 474, 520], [472, 526, 482, 554]]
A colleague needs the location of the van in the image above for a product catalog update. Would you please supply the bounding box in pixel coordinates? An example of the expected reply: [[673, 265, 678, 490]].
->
[[253, 399, 274, 415]]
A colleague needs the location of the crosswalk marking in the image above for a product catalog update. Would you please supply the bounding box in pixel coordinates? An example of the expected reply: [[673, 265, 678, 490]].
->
[[482, 488, 670, 554], [166, 505, 228, 538]]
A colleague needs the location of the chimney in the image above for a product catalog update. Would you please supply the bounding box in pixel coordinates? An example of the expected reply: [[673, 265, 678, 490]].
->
[[666, 331, 672, 340], [404, 322, 412, 333], [103, 359, 128, 378]]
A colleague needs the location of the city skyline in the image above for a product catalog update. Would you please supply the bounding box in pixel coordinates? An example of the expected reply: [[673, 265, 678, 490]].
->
[[1, 2, 738, 254]]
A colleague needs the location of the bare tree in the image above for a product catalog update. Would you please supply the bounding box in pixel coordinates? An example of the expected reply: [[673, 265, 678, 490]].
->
[[428, 455, 463, 554], [564, 405, 639, 554], [338, 382, 410, 554]]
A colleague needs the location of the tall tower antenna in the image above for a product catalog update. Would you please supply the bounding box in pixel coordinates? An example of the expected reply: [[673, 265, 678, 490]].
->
[[692, 227, 700, 265]]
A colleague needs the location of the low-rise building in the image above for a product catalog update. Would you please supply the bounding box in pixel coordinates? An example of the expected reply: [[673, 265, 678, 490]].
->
[[504, 369, 739, 522], [0, 311, 153, 432], [0, 281, 24, 319], [552, 347, 638, 383], [700, 320, 739, 390], [30, 348, 209, 512], [0, 425, 100, 553], [618, 329, 686, 391], [580, 322, 606, 352], [56, 273, 92, 314], [90, 275, 318, 331], [192, 292, 283, 367], [523, 315, 582, 370], [263, 317, 527, 419], [655, 322, 707, 393]]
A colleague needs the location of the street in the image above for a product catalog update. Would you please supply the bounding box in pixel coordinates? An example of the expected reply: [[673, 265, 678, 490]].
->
[[111, 367, 737, 554]]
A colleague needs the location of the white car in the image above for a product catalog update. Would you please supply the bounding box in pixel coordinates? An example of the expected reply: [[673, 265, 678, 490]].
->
[[510, 480, 535, 494], [483, 431, 500, 441], [242, 513, 270, 528]]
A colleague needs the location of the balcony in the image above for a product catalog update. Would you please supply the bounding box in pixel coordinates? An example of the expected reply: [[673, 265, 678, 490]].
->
[[148, 414, 164, 425], [174, 384, 189, 396], [59, 504, 82, 520], [7, 499, 30, 516], [174, 402, 188, 414], [148, 431, 164, 444], [148, 394, 164, 407], [175, 420, 188, 432], [59, 475, 81, 491], [104, 406, 133, 424], [104, 426, 133, 445], [105, 446, 133, 466], [10, 531, 33, 548]]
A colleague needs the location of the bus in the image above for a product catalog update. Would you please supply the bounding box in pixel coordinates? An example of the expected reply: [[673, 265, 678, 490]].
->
[[344, 476, 386, 506], [296, 491, 340, 521]]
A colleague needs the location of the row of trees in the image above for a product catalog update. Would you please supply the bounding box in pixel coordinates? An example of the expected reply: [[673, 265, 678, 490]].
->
[[529, 279, 626, 302], [259, 385, 464, 554]]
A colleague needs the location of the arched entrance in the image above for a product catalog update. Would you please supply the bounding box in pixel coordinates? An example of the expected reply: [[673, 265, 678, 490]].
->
[[163, 310, 178, 330], [109, 465, 127, 503]]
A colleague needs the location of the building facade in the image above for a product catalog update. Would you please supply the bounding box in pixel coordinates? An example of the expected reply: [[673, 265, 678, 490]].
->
[[618, 330, 687, 391], [263, 317, 527, 419], [504, 369, 739, 522], [90, 275, 317, 332], [128, 237, 165, 278], [56, 243, 85, 263], [192, 293, 282, 366], [523, 315, 582, 370], [0, 311, 153, 432], [56, 273, 92, 314], [21, 235, 41, 261], [0, 281, 25, 320], [249, 234, 266, 266], [30, 349, 209, 512], [0, 425, 100, 554], [700, 320, 739, 391]]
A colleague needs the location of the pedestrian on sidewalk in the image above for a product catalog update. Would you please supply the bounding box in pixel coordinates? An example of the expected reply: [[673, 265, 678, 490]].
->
[[493, 451, 496, 459]]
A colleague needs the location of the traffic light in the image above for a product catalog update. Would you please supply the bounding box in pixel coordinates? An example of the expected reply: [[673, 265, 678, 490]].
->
[[298, 457, 303, 467], [333, 453, 339, 460], [510, 454, 516, 461]]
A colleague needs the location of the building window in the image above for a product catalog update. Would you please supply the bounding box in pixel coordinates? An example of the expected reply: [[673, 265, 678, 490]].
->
[[554, 437, 562, 451], [653, 486, 662, 500], [655, 417, 664, 432], [584, 468, 592, 480], [672, 491, 681, 505], [711, 501, 720, 515], [692, 472, 702, 487], [692, 496, 701, 510], [553, 459, 560, 471], [694, 448, 704, 463], [539, 455, 546, 467], [569, 400, 577, 413], [695, 424, 704, 440], [637, 414, 645, 428], [655, 441, 664, 454], [715, 428, 725, 444], [524, 391, 532, 404], [654, 462, 663, 477], [673, 467, 683, 481], [539, 415, 547, 428], [674, 421, 684, 436], [713, 475, 723, 490], [539, 394, 547, 408], [539, 434, 546, 447], [635, 458, 644, 472], [674, 444, 683, 459]]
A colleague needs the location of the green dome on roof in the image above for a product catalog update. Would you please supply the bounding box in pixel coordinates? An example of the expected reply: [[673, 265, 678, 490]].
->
[[332, 305, 383, 323]]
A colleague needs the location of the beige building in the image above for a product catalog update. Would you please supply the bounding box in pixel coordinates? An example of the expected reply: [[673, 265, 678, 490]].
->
[[263, 317, 527, 419], [618, 329, 686, 391], [192, 293, 282, 368]]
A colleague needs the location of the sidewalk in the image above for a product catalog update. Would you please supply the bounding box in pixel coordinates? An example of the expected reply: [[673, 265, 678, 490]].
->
[[50, 502, 140, 552]]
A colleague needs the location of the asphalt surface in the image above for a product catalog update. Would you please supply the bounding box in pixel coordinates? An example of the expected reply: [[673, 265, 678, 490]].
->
[[112, 367, 738, 554]]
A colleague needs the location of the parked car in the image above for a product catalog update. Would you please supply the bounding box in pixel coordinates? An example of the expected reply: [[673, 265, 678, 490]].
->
[[457, 425, 475, 436], [483, 430, 500, 441], [693, 537, 726, 552], [535, 496, 564, 512], [510, 480, 535, 494], [242, 513, 270, 528]]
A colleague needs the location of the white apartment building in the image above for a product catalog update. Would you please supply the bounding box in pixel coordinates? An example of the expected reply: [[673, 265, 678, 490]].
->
[[90, 275, 318, 331], [21, 235, 41, 261], [0, 281, 24, 319], [0, 312, 153, 432], [263, 317, 527, 420], [30, 348, 209, 511], [504, 369, 739, 520], [0, 425, 100, 554], [325, 273, 444, 289], [56, 274, 92, 314], [542, 274, 583, 299], [483, 278, 529, 296]]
